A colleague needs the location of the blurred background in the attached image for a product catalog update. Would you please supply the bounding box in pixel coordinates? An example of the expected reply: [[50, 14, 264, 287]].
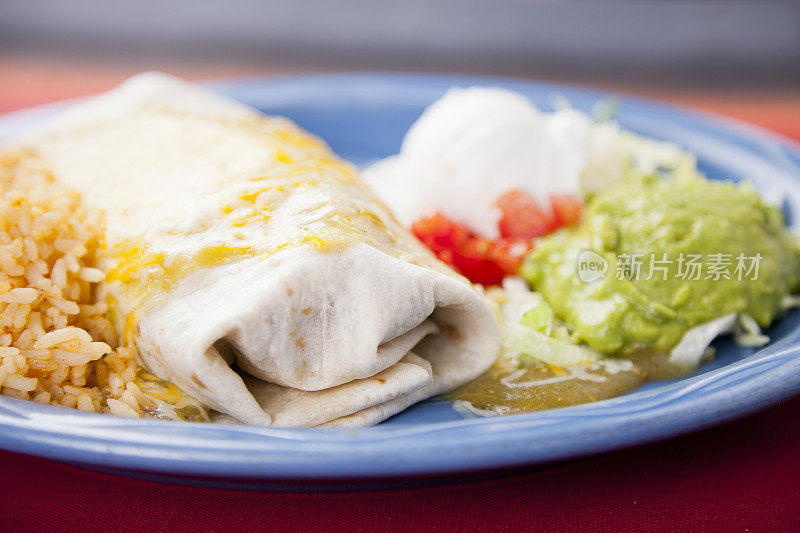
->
[[1, 0, 799, 137]]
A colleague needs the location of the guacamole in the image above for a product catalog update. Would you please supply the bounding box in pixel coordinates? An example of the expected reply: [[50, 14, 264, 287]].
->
[[522, 175, 800, 355]]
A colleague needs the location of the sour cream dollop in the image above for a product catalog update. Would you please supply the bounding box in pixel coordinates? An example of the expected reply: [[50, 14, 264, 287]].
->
[[364, 86, 685, 239]]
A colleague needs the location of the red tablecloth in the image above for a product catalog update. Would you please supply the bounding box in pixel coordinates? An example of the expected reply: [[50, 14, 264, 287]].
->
[[1, 61, 799, 532], [2, 396, 799, 531]]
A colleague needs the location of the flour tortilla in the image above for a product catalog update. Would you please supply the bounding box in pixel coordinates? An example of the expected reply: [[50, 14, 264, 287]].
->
[[16, 73, 501, 426]]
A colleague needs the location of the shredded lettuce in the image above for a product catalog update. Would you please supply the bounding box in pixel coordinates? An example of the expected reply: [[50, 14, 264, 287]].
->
[[669, 313, 736, 367], [669, 311, 778, 368], [504, 321, 601, 368], [486, 277, 546, 322], [590, 98, 621, 124], [733, 314, 770, 348], [451, 399, 503, 418], [487, 279, 601, 368], [520, 302, 554, 335], [581, 126, 700, 196], [781, 294, 800, 311]]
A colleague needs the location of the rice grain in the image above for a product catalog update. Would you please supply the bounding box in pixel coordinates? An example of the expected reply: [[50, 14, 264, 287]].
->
[[2, 287, 38, 304], [0, 148, 207, 421]]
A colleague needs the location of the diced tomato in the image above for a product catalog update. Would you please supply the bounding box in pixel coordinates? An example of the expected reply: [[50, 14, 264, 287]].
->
[[550, 194, 583, 227], [496, 189, 556, 240], [412, 213, 529, 285], [452, 237, 506, 286], [411, 192, 582, 286], [410, 212, 465, 251], [412, 214, 501, 285], [489, 238, 530, 275]]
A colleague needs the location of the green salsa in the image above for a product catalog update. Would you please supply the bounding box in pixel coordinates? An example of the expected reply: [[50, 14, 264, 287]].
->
[[522, 175, 800, 355]]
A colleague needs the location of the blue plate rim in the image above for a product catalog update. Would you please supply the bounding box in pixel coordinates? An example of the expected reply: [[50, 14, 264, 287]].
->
[[0, 72, 799, 481]]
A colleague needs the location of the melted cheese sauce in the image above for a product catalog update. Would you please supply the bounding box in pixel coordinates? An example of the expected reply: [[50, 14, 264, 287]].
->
[[95, 116, 411, 313], [22, 75, 448, 321], [133, 371, 209, 421]]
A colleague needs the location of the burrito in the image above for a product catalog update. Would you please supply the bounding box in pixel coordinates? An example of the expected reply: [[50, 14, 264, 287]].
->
[[14, 73, 500, 427]]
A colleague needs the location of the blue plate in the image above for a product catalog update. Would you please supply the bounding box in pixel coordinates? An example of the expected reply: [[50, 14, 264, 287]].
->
[[1, 73, 799, 489]]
